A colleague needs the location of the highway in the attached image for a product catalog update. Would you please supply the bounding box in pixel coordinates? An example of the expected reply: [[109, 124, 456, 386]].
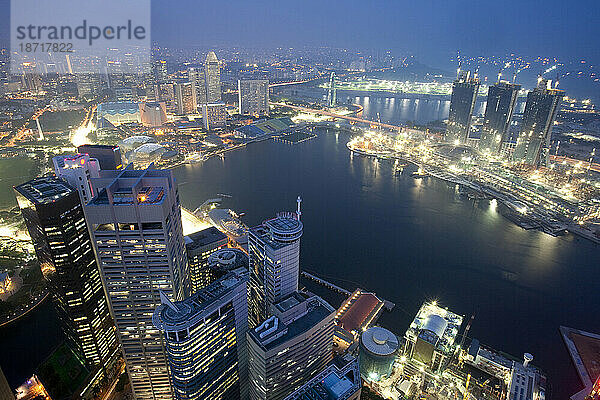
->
[[269, 101, 404, 131], [549, 154, 600, 173]]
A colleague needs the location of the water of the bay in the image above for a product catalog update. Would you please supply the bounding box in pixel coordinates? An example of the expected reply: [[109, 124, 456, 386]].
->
[[0, 98, 596, 398], [173, 130, 597, 399]]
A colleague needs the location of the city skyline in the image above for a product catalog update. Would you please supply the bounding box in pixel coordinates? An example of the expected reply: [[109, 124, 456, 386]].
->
[[0, 1, 599, 399]]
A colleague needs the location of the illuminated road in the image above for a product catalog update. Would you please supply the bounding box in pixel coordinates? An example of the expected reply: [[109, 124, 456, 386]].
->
[[101, 362, 126, 400], [549, 154, 600, 173], [9, 106, 49, 146], [269, 101, 405, 131]]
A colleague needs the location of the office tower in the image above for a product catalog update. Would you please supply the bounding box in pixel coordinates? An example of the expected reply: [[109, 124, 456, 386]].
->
[[283, 355, 361, 400], [248, 199, 303, 328], [238, 79, 269, 116], [247, 292, 336, 400], [52, 154, 100, 204], [78, 144, 123, 170], [188, 67, 207, 105], [153, 268, 249, 400], [154, 60, 168, 83], [478, 81, 521, 154], [184, 226, 228, 293], [155, 83, 176, 113], [140, 102, 168, 128], [14, 177, 119, 372], [202, 103, 227, 131], [174, 82, 197, 115], [21, 63, 41, 93], [513, 78, 564, 166], [445, 70, 480, 145], [204, 52, 221, 103], [84, 166, 189, 399], [0, 365, 14, 400]]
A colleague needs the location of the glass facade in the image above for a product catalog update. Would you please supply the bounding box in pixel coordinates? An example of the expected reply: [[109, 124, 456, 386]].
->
[[15, 177, 119, 372], [85, 168, 189, 400]]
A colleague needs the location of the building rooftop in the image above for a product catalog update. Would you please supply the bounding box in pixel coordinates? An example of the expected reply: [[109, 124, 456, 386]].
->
[[249, 294, 334, 352], [88, 166, 173, 206], [251, 212, 303, 248], [284, 355, 360, 400], [14, 176, 74, 205], [361, 326, 399, 356], [185, 227, 228, 250], [406, 301, 463, 355], [153, 269, 247, 332], [336, 289, 384, 335]]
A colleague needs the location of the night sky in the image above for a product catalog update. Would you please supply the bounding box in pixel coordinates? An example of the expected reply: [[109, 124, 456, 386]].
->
[[149, 0, 600, 64], [0, 0, 598, 65]]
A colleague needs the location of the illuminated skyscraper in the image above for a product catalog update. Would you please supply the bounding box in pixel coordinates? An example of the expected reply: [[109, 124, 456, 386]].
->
[[247, 292, 335, 400], [202, 103, 227, 131], [445, 70, 480, 145], [153, 268, 249, 400], [184, 227, 228, 293], [14, 177, 119, 373], [248, 199, 303, 328], [154, 60, 168, 83], [204, 52, 221, 103], [513, 78, 564, 166], [188, 67, 207, 105], [84, 166, 189, 400], [174, 82, 197, 115], [478, 81, 521, 154], [52, 154, 100, 204], [238, 79, 269, 116]]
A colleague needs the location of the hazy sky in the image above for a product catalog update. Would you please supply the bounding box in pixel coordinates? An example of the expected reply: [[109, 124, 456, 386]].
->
[[150, 0, 600, 65], [0, 0, 598, 67]]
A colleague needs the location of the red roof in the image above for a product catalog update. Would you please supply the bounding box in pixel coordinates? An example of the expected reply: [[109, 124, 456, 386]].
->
[[338, 292, 382, 333]]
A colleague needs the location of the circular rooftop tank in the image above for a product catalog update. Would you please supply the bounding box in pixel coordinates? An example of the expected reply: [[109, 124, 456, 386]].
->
[[360, 326, 399, 356], [422, 314, 448, 338]]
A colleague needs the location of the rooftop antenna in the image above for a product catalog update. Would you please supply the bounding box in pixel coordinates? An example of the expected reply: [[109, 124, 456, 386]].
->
[[296, 196, 302, 221]]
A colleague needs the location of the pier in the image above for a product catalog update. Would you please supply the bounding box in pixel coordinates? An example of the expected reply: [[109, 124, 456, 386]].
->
[[301, 271, 351, 296], [301, 270, 395, 311]]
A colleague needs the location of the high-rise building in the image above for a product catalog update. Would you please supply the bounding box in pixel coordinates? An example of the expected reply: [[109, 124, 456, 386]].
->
[[513, 78, 564, 166], [155, 83, 176, 113], [201, 103, 227, 131], [238, 79, 269, 116], [77, 144, 123, 170], [153, 268, 249, 400], [174, 82, 197, 115], [184, 227, 228, 293], [248, 199, 303, 328], [445, 70, 480, 145], [283, 355, 361, 400], [247, 292, 335, 400], [14, 177, 119, 372], [478, 81, 521, 154], [154, 60, 168, 83], [204, 52, 221, 103], [188, 68, 207, 105], [84, 166, 189, 400], [52, 154, 100, 204]]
